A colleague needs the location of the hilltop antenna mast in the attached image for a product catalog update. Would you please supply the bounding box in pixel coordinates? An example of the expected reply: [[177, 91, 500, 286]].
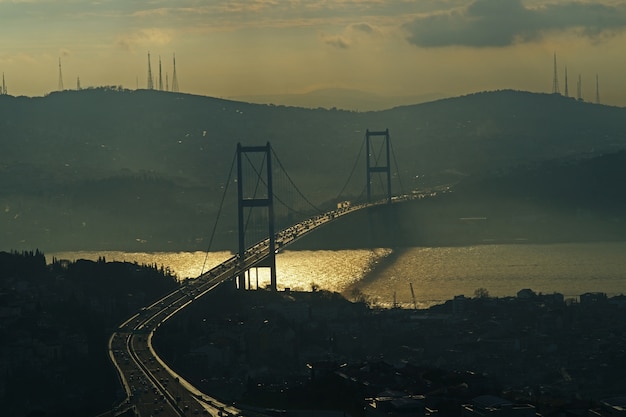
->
[[76, 76, 81, 91], [595, 74, 600, 104], [171, 53, 179, 92], [577, 74, 583, 101], [158, 56, 163, 91], [564, 66, 569, 97], [166, 73, 169, 92], [1, 72, 6, 95], [57, 58, 64, 91], [147, 52, 154, 90], [551, 52, 559, 94]]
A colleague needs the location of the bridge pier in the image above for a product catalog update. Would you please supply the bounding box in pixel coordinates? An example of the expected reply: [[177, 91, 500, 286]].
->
[[236, 142, 277, 291], [366, 128, 392, 204]]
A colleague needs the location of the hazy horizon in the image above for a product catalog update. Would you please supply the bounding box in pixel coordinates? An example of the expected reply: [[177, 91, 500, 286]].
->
[[2, 0, 626, 106]]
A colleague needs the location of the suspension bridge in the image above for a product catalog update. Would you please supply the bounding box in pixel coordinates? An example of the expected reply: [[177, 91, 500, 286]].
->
[[107, 129, 418, 417]]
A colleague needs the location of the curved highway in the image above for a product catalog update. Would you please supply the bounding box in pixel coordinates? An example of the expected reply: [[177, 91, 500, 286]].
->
[[107, 194, 420, 416]]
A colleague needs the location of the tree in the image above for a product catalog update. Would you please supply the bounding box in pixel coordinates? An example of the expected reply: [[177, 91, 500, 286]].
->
[[474, 287, 490, 299]]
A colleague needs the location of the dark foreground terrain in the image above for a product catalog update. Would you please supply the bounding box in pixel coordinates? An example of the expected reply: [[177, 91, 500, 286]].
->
[[0, 250, 178, 417], [154, 284, 626, 416], [2, 248, 626, 416]]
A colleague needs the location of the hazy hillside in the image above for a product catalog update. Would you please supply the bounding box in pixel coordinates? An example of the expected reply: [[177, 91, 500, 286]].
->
[[0, 88, 625, 252], [230, 88, 444, 111], [295, 150, 626, 249], [443, 149, 626, 243]]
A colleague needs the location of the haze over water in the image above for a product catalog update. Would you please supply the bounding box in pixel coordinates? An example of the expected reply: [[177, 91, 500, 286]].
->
[[48, 241, 626, 309]]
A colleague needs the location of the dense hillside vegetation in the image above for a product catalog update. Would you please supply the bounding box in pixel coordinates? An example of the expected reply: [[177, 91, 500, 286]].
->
[[0, 250, 178, 416], [1, 88, 625, 251]]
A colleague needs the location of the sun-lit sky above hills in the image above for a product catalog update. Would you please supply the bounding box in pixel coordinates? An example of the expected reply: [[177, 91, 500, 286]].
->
[[1, 0, 626, 107]]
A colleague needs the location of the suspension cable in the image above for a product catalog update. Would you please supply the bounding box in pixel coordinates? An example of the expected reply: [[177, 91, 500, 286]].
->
[[335, 134, 366, 201], [271, 148, 324, 214], [243, 152, 267, 243], [372, 134, 387, 194], [275, 194, 316, 218], [355, 181, 367, 204], [240, 150, 314, 219], [389, 133, 405, 195], [200, 149, 237, 275]]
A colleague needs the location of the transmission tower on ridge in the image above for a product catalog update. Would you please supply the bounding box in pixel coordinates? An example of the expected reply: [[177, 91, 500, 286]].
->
[[1, 72, 6, 95], [171, 53, 179, 92], [158, 56, 163, 91], [166, 73, 169, 92], [552, 52, 560, 95], [564, 66, 569, 97], [577, 74, 583, 101], [76, 76, 81, 91], [57, 58, 64, 91], [147, 52, 154, 90], [595, 74, 600, 104]]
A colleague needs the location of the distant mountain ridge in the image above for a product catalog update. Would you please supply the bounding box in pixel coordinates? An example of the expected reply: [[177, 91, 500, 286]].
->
[[230, 87, 444, 111], [0, 88, 625, 251]]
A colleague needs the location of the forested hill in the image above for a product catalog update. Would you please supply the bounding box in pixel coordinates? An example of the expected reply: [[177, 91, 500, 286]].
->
[[0, 88, 625, 251], [454, 149, 626, 216], [298, 150, 626, 249]]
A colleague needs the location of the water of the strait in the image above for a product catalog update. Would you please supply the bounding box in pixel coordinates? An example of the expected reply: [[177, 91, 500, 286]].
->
[[48, 241, 626, 309]]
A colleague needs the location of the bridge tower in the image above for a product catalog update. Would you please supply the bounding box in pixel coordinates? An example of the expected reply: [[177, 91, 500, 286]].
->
[[366, 128, 392, 204], [237, 142, 277, 291]]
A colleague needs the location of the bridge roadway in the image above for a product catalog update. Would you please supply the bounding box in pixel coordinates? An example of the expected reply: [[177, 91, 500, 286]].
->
[[107, 195, 418, 417]]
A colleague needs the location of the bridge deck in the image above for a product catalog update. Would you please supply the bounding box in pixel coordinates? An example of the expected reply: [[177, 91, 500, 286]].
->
[[108, 194, 418, 416]]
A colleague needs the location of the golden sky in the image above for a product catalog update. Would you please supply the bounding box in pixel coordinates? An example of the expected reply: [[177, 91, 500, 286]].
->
[[1, 0, 626, 106]]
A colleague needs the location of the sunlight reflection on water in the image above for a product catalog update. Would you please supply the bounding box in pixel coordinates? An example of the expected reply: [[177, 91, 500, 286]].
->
[[46, 251, 233, 281], [48, 242, 626, 309], [46, 248, 392, 292]]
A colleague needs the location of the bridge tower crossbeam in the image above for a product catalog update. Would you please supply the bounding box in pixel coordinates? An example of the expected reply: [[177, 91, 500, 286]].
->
[[366, 128, 392, 204], [237, 142, 277, 291]]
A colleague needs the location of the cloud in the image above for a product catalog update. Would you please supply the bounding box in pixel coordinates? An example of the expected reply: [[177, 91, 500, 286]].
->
[[404, 0, 626, 48], [320, 21, 383, 49], [116, 38, 133, 52], [218, 0, 279, 14], [351, 22, 378, 35], [115, 29, 173, 52], [0, 52, 37, 65], [132, 8, 171, 18], [322, 34, 351, 49]]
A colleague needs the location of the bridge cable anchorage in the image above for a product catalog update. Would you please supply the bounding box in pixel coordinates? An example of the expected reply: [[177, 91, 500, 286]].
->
[[271, 148, 324, 214], [335, 133, 366, 203], [200, 149, 237, 276], [389, 133, 406, 195]]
